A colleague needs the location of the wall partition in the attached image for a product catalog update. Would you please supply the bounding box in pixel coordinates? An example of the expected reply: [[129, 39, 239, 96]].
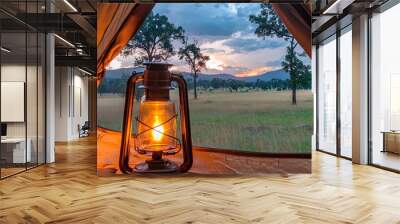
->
[[370, 2, 400, 171], [0, 2, 46, 179]]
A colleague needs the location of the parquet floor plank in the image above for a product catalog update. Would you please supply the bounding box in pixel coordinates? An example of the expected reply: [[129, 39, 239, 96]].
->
[[0, 136, 399, 223]]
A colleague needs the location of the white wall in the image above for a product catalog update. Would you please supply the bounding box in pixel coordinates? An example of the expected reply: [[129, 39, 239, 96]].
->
[[1, 65, 26, 139], [54, 67, 89, 141], [72, 73, 89, 137], [55, 66, 69, 141]]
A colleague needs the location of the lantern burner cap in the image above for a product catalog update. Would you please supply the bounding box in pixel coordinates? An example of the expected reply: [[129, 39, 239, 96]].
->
[[134, 159, 178, 173], [133, 151, 179, 173]]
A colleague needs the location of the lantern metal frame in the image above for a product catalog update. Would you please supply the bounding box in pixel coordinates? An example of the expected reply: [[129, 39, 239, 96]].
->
[[134, 113, 182, 155], [119, 63, 193, 174]]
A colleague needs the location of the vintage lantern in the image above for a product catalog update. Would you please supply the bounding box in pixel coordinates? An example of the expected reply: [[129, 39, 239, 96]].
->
[[119, 62, 193, 173]]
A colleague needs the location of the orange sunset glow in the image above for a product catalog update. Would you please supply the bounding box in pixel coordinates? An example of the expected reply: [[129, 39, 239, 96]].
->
[[235, 66, 274, 77]]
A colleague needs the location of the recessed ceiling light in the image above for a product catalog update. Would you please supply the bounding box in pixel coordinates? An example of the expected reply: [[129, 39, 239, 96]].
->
[[78, 67, 93, 76], [1, 47, 11, 53], [63, 0, 78, 12], [323, 0, 355, 15], [54, 34, 75, 48]]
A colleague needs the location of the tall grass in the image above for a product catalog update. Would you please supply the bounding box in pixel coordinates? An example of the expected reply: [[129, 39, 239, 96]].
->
[[98, 90, 313, 154]]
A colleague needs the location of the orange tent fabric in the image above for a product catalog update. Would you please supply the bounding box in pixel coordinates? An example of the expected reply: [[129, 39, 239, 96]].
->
[[272, 3, 311, 57], [97, 3, 154, 86]]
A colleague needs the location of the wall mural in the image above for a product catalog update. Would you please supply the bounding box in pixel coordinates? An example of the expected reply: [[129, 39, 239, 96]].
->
[[97, 3, 312, 175]]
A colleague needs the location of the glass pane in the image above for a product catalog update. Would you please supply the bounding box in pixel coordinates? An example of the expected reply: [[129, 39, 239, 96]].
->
[[340, 28, 352, 158], [1, 31, 27, 177], [318, 36, 337, 154], [26, 0, 40, 169], [0, 1, 46, 178], [371, 4, 400, 171]]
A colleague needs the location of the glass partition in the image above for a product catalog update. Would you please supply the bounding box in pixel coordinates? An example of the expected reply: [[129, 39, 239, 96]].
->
[[0, 1, 46, 179], [0, 31, 28, 177]]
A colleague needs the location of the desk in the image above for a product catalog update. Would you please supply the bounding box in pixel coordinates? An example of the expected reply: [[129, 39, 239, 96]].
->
[[382, 131, 400, 154], [1, 138, 31, 163]]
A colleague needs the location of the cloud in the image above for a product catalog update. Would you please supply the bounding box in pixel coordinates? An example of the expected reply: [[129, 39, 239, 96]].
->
[[265, 58, 284, 67], [224, 38, 286, 53], [153, 3, 260, 37], [202, 48, 227, 54], [235, 66, 274, 77]]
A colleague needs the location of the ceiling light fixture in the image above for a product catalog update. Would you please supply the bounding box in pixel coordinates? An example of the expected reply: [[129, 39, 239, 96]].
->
[[1, 47, 11, 53], [78, 67, 93, 76], [54, 34, 75, 48], [323, 0, 354, 15], [63, 0, 78, 12]]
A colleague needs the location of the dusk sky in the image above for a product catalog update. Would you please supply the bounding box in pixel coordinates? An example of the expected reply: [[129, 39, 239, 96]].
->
[[108, 3, 305, 77]]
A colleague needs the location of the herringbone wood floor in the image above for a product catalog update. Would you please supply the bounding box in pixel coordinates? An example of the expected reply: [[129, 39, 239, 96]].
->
[[1, 136, 400, 224]]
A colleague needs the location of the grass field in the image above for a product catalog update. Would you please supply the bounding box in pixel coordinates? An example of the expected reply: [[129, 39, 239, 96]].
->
[[98, 90, 313, 154]]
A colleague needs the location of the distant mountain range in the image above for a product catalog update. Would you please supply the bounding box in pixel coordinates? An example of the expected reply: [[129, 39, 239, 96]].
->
[[104, 66, 289, 82]]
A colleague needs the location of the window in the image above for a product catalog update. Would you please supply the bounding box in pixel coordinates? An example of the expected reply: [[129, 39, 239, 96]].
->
[[317, 35, 337, 154], [370, 3, 400, 171], [339, 27, 352, 158]]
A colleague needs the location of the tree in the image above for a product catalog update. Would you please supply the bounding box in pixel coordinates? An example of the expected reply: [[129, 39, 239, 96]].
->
[[281, 50, 311, 100], [178, 39, 209, 99], [299, 64, 312, 89], [249, 4, 310, 104], [123, 12, 185, 64]]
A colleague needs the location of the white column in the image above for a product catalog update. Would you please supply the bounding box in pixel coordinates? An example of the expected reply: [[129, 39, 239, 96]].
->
[[352, 14, 369, 164], [54, 67, 73, 141], [312, 45, 317, 151], [46, 33, 55, 163]]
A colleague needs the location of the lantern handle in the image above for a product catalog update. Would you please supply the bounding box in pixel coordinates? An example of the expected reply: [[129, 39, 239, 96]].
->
[[119, 72, 144, 174], [171, 73, 193, 172]]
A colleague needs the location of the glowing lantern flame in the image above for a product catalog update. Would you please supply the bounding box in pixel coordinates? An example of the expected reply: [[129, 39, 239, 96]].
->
[[152, 116, 164, 142]]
